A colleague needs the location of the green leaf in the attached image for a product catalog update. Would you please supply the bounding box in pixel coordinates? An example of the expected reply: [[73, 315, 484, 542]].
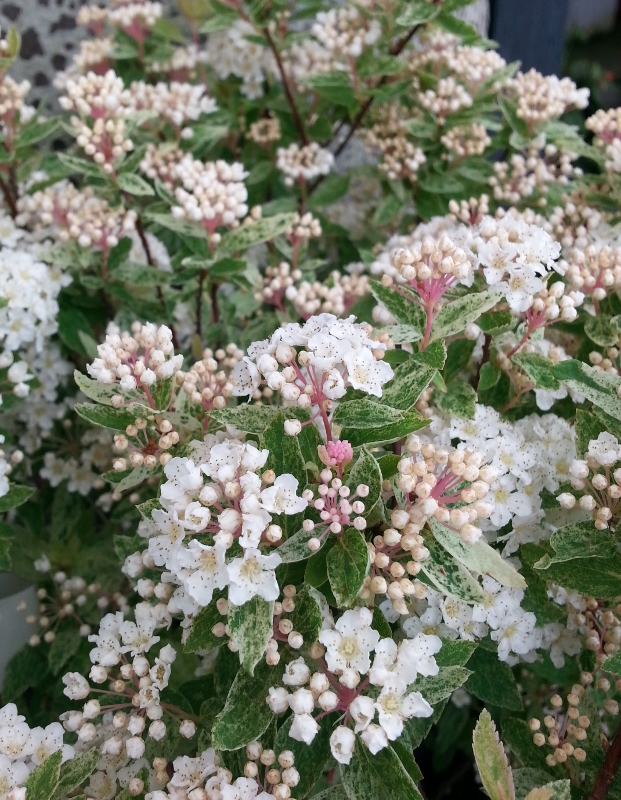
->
[[340, 409, 430, 448], [210, 405, 284, 434], [430, 292, 503, 342], [513, 770, 558, 800], [552, 360, 621, 420], [512, 353, 560, 390], [346, 447, 382, 516], [24, 751, 62, 800], [373, 194, 403, 226], [369, 280, 425, 332], [147, 212, 208, 239], [117, 172, 155, 196], [342, 739, 423, 800], [602, 652, 621, 675], [380, 324, 422, 344], [402, 116, 437, 138], [411, 340, 447, 369], [229, 597, 274, 676], [333, 399, 409, 429], [18, 117, 59, 148], [200, 9, 239, 32], [584, 314, 621, 347], [327, 528, 369, 608], [540, 554, 621, 598], [277, 527, 326, 563], [534, 521, 614, 567], [216, 213, 298, 257], [396, 1, 441, 26], [57, 152, 103, 178], [417, 170, 465, 194], [288, 584, 323, 645], [479, 310, 514, 335], [48, 626, 81, 676], [466, 648, 523, 711], [415, 665, 472, 705], [501, 718, 557, 772], [527, 781, 571, 800], [74, 402, 138, 432], [473, 709, 515, 800], [380, 361, 437, 411], [0, 483, 35, 512], [435, 639, 477, 667], [112, 263, 170, 286], [437, 381, 476, 418], [479, 363, 502, 392], [53, 749, 100, 799], [184, 590, 228, 653], [211, 658, 284, 751], [274, 713, 333, 798], [2, 644, 49, 702], [419, 533, 485, 602], [260, 413, 307, 536], [428, 519, 526, 589], [575, 409, 606, 459], [309, 174, 350, 207]]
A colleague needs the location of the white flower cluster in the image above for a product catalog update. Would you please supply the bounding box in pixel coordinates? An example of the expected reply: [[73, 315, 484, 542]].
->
[[148, 44, 209, 79], [230, 314, 393, 418], [87, 322, 182, 399], [41, 427, 112, 496], [204, 20, 277, 100], [364, 105, 427, 182], [108, 1, 163, 36], [53, 38, 113, 90], [489, 144, 580, 206], [441, 123, 491, 159], [58, 69, 129, 117], [17, 182, 137, 251], [559, 432, 621, 531], [311, 6, 381, 59], [276, 143, 334, 187], [128, 81, 217, 129], [171, 156, 249, 234], [507, 69, 589, 126], [0, 75, 31, 127], [586, 107, 621, 173], [128, 436, 307, 614], [268, 608, 439, 760], [283, 38, 343, 83], [139, 142, 185, 190], [0, 214, 71, 353], [0, 702, 74, 800]]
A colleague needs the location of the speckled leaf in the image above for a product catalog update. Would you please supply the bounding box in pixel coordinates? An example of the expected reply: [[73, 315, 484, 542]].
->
[[419, 533, 485, 603], [534, 520, 614, 568], [0, 483, 35, 512], [229, 597, 274, 676], [327, 528, 369, 608], [380, 361, 437, 411], [288, 584, 323, 645], [53, 749, 100, 799], [341, 739, 423, 800], [553, 360, 621, 420], [415, 665, 471, 704], [346, 447, 382, 517], [340, 409, 430, 448], [184, 590, 228, 653], [24, 751, 62, 800], [429, 292, 503, 342], [429, 519, 526, 589], [369, 279, 425, 331], [473, 710, 515, 800], [74, 402, 138, 432], [216, 213, 298, 256], [512, 353, 560, 390]]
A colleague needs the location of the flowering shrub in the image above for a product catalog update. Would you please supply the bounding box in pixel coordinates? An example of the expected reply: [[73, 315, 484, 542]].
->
[[3, 3, 621, 800]]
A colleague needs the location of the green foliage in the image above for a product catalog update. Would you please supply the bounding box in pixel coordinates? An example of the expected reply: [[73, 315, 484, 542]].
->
[[229, 597, 274, 675], [326, 528, 369, 607], [473, 710, 515, 800]]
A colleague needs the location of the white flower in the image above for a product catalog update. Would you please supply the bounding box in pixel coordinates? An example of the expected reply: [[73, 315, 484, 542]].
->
[[485, 474, 532, 527], [319, 607, 380, 675], [587, 432, 621, 467], [343, 348, 393, 397], [62, 672, 90, 700], [375, 677, 433, 740], [227, 548, 282, 605], [330, 726, 356, 765], [289, 713, 320, 745], [359, 723, 388, 754], [498, 265, 544, 312], [169, 751, 217, 789], [176, 540, 228, 606], [491, 609, 538, 661], [349, 695, 375, 733], [259, 474, 307, 515]]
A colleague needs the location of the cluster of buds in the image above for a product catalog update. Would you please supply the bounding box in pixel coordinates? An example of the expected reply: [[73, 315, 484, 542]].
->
[[579, 597, 621, 660], [88, 322, 182, 404], [0, 352, 33, 400], [16, 182, 137, 252], [236, 743, 300, 800], [547, 195, 604, 249], [148, 44, 208, 81], [311, 6, 381, 59], [586, 107, 621, 173], [301, 466, 368, 550], [417, 77, 473, 123], [362, 507, 429, 615], [59, 69, 129, 118], [559, 433, 621, 531], [176, 344, 242, 416], [139, 142, 184, 189], [54, 39, 113, 90], [562, 242, 621, 306], [108, 1, 163, 42], [285, 270, 370, 319], [441, 123, 491, 159], [112, 414, 180, 472], [76, 5, 109, 34], [397, 437, 496, 545], [248, 116, 281, 146], [529, 686, 588, 766], [26, 566, 128, 647], [507, 69, 589, 127], [283, 38, 341, 83], [489, 145, 579, 206], [589, 349, 621, 376], [171, 156, 249, 242], [409, 31, 507, 93], [388, 236, 471, 348], [70, 115, 133, 174], [128, 80, 217, 131], [448, 195, 490, 226], [286, 212, 322, 243], [0, 75, 31, 136], [364, 106, 426, 182], [276, 143, 334, 187]]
